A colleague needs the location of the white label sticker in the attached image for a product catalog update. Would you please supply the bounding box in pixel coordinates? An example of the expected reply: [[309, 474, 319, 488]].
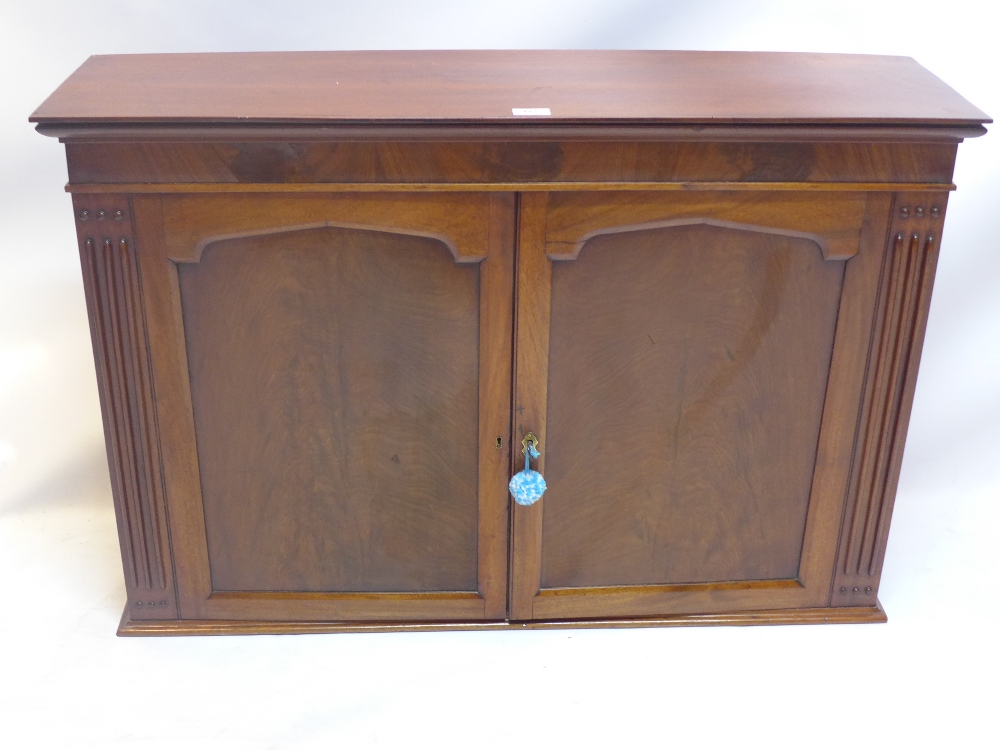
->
[[512, 108, 551, 116]]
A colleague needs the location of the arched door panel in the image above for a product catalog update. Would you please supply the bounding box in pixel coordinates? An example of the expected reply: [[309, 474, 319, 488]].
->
[[510, 191, 889, 620], [135, 192, 514, 622]]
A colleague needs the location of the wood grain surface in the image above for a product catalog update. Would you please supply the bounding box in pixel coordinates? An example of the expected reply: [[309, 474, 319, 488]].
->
[[157, 192, 494, 263], [509, 193, 551, 620], [540, 223, 844, 587], [544, 191, 868, 260], [63, 141, 959, 186], [72, 194, 178, 621], [832, 192, 950, 606], [180, 226, 480, 592], [509, 190, 894, 620], [135, 192, 514, 621], [32, 51, 989, 126]]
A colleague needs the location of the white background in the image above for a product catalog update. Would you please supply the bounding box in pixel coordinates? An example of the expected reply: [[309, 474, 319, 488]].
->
[[1, 1, 998, 747]]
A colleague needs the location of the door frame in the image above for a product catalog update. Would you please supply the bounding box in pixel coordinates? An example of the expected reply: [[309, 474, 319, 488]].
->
[[134, 191, 516, 621], [509, 190, 892, 620]]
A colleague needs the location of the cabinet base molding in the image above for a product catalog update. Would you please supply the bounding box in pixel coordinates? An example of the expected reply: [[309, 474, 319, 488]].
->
[[117, 601, 887, 636]]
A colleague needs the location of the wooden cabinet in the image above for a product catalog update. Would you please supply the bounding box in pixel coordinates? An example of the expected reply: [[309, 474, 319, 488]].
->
[[32, 51, 988, 634]]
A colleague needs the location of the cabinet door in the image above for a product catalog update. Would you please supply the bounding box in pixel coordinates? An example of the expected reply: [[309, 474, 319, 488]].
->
[[135, 192, 514, 622], [510, 191, 891, 620]]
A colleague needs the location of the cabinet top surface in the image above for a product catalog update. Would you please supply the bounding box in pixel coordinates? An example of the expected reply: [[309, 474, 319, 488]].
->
[[31, 50, 989, 129]]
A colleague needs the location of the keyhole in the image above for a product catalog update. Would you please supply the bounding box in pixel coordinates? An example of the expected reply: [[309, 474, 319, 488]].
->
[[496, 437, 503, 449]]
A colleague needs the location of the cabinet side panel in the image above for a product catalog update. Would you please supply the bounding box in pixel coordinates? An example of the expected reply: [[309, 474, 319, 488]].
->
[[73, 194, 178, 620], [832, 193, 949, 606]]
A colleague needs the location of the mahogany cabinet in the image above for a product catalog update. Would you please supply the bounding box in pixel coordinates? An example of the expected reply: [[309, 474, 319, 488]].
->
[[31, 51, 988, 634]]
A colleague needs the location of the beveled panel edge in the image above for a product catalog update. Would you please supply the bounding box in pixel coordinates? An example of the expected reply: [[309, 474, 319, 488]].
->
[[180, 220, 472, 265], [208, 591, 484, 601], [157, 192, 493, 265], [536, 579, 804, 597], [543, 191, 869, 271], [548, 217, 846, 261], [117, 600, 887, 635], [40, 123, 987, 142], [66, 182, 959, 194]]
